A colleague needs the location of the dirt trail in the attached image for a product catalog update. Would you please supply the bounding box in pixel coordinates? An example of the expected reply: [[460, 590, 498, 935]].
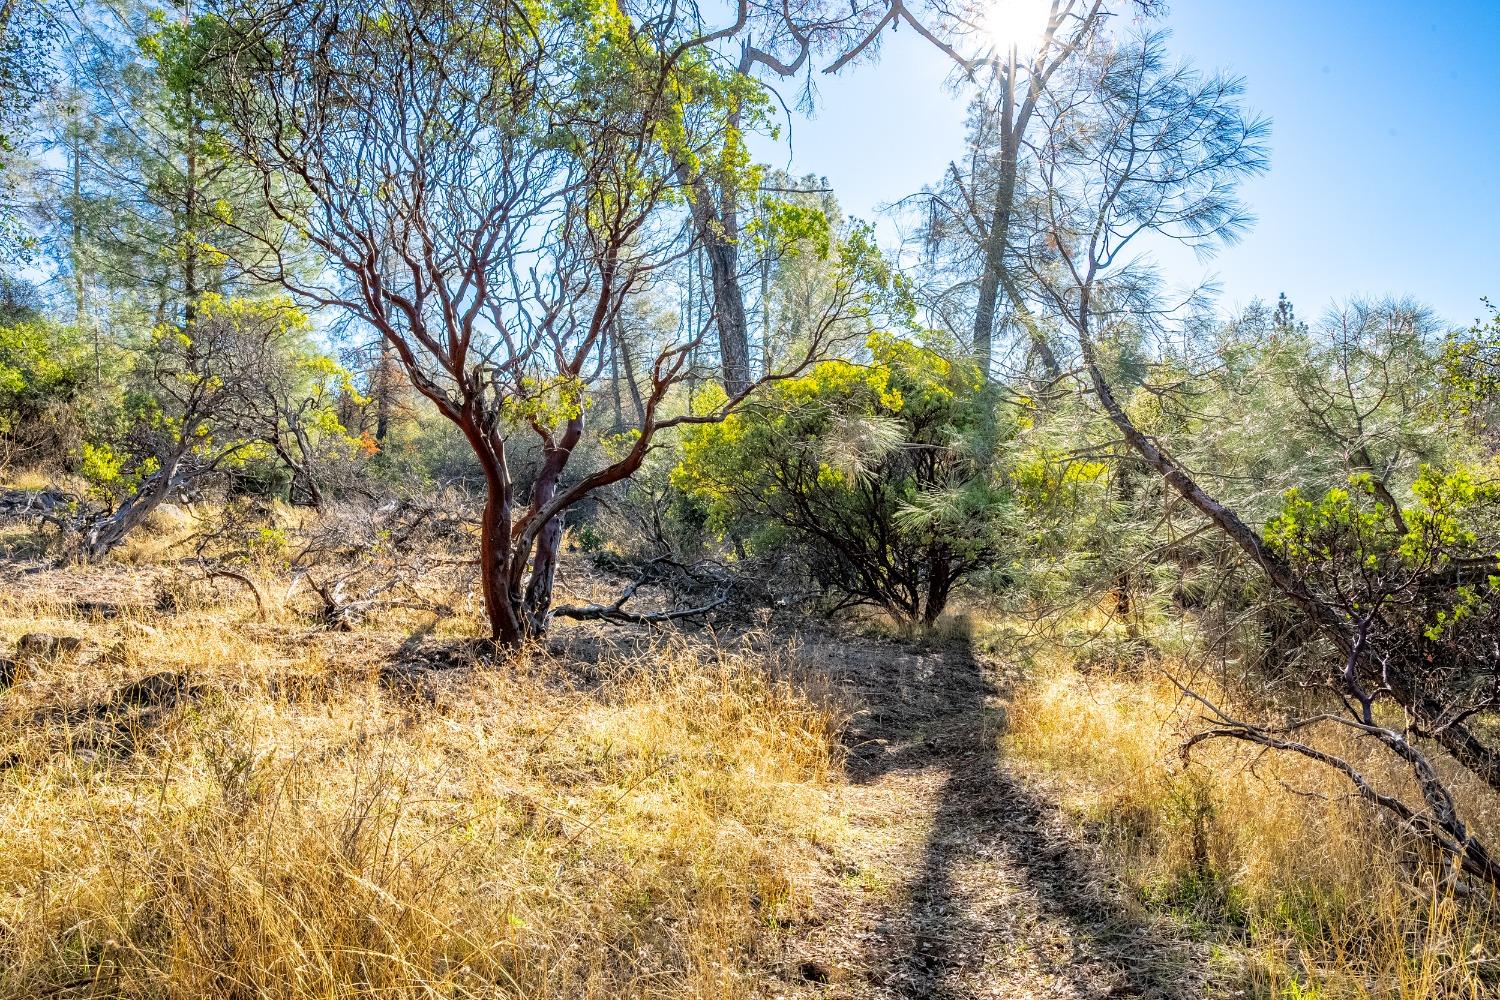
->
[[778, 633, 1229, 999]]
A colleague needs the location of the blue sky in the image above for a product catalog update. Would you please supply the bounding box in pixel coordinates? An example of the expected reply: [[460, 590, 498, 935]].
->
[[748, 1, 1500, 328]]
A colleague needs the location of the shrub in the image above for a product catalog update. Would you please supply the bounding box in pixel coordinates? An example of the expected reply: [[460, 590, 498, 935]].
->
[[0, 319, 105, 466], [673, 333, 1013, 627]]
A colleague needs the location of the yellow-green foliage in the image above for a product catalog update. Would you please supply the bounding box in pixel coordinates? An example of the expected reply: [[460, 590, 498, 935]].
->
[[0, 321, 89, 407], [1264, 462, 1500, 640], [1009, 448, 1109, 509], [1438, 304, 1500, 422], [672, 332, 978, 523], [671, 341, 897, 526], [78, 441, 155, 502], [0, 320, 101, 455], [671, 333, 1008, 623], [498, 373, 587, 433]]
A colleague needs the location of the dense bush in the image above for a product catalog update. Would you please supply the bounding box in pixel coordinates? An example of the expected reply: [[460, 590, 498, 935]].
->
[[0, 318, 110, 466], [673, 333, 1013, 627]]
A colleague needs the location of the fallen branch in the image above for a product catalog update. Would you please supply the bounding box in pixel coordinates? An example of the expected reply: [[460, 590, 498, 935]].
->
[[552, 559, 732, 625], [551, 591, 729, 625], [195, 565, 267, 622]]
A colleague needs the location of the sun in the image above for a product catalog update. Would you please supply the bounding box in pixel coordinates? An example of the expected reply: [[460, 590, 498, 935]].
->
[[978, 0, 1054, 54]]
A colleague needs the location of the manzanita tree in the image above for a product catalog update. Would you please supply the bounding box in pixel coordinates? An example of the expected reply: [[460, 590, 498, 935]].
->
[[203, 0, 882, 646]]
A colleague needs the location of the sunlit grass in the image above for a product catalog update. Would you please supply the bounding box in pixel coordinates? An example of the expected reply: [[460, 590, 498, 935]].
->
[[1000, 628, 1500, 999], [0, 573, 844, 999]]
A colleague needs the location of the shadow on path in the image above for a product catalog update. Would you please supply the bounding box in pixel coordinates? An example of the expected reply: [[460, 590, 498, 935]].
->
[[804, 625, 1207, 999]]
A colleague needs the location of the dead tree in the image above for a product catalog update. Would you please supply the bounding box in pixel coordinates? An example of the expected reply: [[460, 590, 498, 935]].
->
[[552, 556, 732, 625], [283, 493, 474, 630]]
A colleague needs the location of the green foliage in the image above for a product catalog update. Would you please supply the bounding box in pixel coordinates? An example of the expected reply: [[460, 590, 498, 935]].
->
[[1266, 465, 1500, 576], [0, 0, 56, 259], [0, 320, 93, 429], [1439, 301, 1500, 441], [1266, 462, 1500, 648], [0, 318, 113, 464], [674, 332, 1012, 625], [69, 1, 287, 323]]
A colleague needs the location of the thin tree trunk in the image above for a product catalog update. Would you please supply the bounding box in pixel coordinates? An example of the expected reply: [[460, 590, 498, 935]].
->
[[287, 424, 324, 507], [70, 121, 88, 334], [971, 57, 1018, 379], [608, 317, 625, 434], [680, 169, 751, 396], [518, 421, 581, 633], [617, 330, 644, 425], [374, 340, 395, 442], [972, 58, 1064, 382], [759, 195, 771, 373], [180, 0, 200, 325], [922, 559, 953, 628]]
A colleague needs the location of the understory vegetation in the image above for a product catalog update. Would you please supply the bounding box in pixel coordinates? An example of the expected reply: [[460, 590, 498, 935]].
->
[[0, 0, 1497, 996], [1003, 621, 1500, 1000]]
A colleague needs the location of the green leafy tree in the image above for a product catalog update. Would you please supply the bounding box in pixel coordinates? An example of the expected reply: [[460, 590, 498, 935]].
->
[[0, 317, 113, 465], [49, 0, 281, 328], [78, 293, 351, 558], [675, 332, 1011, 628], [1439, 301, 1500, 449]]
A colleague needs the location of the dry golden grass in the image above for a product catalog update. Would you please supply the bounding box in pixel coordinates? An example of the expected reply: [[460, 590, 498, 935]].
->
[[6, 502, 1500, 1000], [1001, 635, 1500, 999], [1, 468, 66, 494], [0, 577, 845, 999]]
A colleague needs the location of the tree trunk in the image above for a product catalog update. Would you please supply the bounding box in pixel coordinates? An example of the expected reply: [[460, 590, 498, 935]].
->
[[681, 170, 751, 396], [922, 562, 953, 628], [80, 456, 184, 562], [477, 486, 524, 648], [971, 144, 1015, 376], [374, 340, 396, 442], [70, 121, 90, 366], [608, 318, 625, 435], [517, 425, 578, 635], [1110, 462, 1136, 628], [705, 218, 751, 396], [183, 125, 200, 323], [522, 511, 563, 635], [971, 55, 1064, 382], [617, 330, 645, 426], [284, 424, 324, 508]]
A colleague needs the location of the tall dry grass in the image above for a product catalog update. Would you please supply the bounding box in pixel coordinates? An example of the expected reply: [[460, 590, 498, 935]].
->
[[0, 578, 844, 999], [1002, 645, 1500, 999]]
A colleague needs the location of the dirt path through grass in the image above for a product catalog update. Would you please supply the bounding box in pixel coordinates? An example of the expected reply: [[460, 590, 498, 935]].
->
[[778, 634, 1224, 999]]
